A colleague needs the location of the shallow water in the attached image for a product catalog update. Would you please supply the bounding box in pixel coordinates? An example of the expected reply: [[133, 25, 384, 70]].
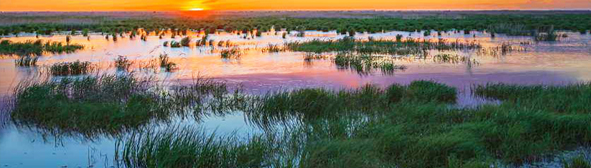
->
[[1, 30, 591, 167]]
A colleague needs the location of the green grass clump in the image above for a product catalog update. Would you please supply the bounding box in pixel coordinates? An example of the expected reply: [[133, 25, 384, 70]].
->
[[49, 61, 93, 76], [473, 83, 591, 113], [0, 40, 83, 56], [11, 74, 234, 138], [564, 155, 591, 168], [180, 36, 191, 47], [220, 48, 241, 59], [169, 41, 181, 48], [15, 56, 39, 67], [115, 55, 133, 71], [263, 44, 284, 53], [158, 54, 177, 72], [11, 74, 159, 136], [247, 81, 456, 127], [534, 26, 561, 41], [333, 53, 406, 76], [118, 126, 275, 168], [405, 80, 457, 103]]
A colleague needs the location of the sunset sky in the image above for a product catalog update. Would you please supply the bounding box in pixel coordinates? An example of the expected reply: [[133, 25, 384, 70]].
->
[[1, 0, 591, 11]]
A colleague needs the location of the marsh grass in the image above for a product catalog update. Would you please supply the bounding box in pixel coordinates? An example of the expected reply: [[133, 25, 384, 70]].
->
[[263, 44, 284, 53], [15, 56, 39, 67], [564, 155, 591, 168], [11, 74, 590, 167], [534, 26, 561, 41], [488, 24, 531, 36], [165, 41, 181, 48], [181, 36, 191, 47], [246, 81, 456, 127], [49, 61, 94, 76], [10, 73, 236, 138], [220, 48, 242, 59], [0, 40, 83, 56], [120, 81, 591, 168], [115, 55, 133, 71], [333, 53, 406, 76], [117, 126, 276, 168], [432, 54, 478, 64], [285, 37, 481, 56], [158, 54, 177, 72], [473, 83, 591, 113], [11, 74, 158, 137], [244, 82, 591, 168]]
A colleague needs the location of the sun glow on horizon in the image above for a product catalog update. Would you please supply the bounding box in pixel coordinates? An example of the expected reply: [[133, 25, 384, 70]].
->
[[189, 8, 204, 11]]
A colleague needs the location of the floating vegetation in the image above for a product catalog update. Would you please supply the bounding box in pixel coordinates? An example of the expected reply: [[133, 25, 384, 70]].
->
[[333, 53, 406, 76], [0, 40, 83, 56], [15, 56, 39, 67], [115, 55, 133, 71], [49, 61, 93, 76], [159, 54, 177, 72], [220, 48, 242, 59]]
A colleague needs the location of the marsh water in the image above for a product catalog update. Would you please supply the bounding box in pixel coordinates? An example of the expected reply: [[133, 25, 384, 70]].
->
[[1, 30, 591, 167]]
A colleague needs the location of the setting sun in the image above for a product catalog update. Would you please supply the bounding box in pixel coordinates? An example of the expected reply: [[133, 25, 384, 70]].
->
[[189, 8, 204, 11]]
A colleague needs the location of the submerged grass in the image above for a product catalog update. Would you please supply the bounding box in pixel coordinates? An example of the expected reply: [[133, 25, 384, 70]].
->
[[0, 39, 83, 56]]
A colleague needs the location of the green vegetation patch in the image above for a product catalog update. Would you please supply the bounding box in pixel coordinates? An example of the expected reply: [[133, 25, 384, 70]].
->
[[0, 40, 83, 56], [285, 37, 481, 56], [10, 74, 234, 138]]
